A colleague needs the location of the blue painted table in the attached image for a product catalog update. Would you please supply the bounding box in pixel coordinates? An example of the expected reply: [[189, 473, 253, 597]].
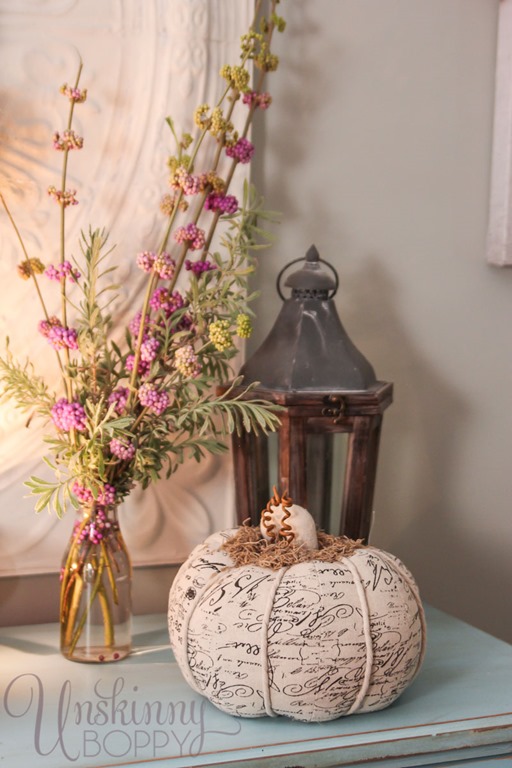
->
[[1, 605, 511, 767]]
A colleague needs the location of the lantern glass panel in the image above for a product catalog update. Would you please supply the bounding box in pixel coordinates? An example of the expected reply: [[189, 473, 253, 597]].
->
[[306, 432, 348, 533], [267, 431, 278, 495], [250, 429, 350, 535]]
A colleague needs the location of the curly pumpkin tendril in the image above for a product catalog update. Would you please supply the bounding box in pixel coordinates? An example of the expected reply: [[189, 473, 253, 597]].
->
[[261, 485, 295, 543]]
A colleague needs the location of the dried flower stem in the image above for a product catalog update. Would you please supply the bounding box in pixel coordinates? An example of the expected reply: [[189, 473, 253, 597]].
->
[[59, 60, 83, 402], [0, 193, 68, 378], [127, 2, 279, 396], [0, 194, 50, 321], [202, 1, 279, 257]]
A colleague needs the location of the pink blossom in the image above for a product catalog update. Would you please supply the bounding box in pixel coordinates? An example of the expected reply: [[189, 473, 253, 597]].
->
[[51, 399, 87, 432], [138, 383, 170, 415], [173, 223, 206, 251], [225, 137, 254, 164]]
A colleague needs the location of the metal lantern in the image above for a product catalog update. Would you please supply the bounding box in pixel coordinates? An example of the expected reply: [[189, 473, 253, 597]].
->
[[223, 245, 392, 542]]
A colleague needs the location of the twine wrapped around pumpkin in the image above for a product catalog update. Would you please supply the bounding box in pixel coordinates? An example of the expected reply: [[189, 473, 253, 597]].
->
[[168, 490, 426, 722]]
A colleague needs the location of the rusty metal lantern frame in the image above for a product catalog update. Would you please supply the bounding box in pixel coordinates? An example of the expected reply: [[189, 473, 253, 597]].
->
[[220, 246, 393, 542]]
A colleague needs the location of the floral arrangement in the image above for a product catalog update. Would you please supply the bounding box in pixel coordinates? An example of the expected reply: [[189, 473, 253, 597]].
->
[[0, 2, 285, 519]]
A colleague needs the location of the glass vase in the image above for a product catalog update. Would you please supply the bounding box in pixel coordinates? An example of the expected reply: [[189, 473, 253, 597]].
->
[[60, 504, 132, 662]]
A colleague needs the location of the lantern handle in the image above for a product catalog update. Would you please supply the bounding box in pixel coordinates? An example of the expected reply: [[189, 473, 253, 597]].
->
[[276, 255, 339, 301]]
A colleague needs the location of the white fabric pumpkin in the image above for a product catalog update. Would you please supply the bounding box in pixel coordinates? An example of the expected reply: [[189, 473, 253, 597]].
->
[[168, 512, 426, 722]]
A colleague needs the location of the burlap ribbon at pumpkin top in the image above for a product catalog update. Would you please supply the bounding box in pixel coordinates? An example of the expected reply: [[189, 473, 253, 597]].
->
[[221, 524, 365, 570]]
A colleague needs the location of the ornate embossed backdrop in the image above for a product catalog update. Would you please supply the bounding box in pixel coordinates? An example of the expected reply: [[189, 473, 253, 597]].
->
[[0, 0, 253, 578]]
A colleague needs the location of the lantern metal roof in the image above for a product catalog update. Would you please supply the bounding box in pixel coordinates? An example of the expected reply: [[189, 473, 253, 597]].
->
[[239, 245, 377, 392]]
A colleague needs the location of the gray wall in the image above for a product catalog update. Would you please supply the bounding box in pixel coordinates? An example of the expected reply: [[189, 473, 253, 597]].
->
[[251, 0, 511, 642]]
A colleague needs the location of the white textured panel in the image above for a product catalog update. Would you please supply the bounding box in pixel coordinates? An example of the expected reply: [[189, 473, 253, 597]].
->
[[0, 0, 253, 576], [487, 0, 512, 266]]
